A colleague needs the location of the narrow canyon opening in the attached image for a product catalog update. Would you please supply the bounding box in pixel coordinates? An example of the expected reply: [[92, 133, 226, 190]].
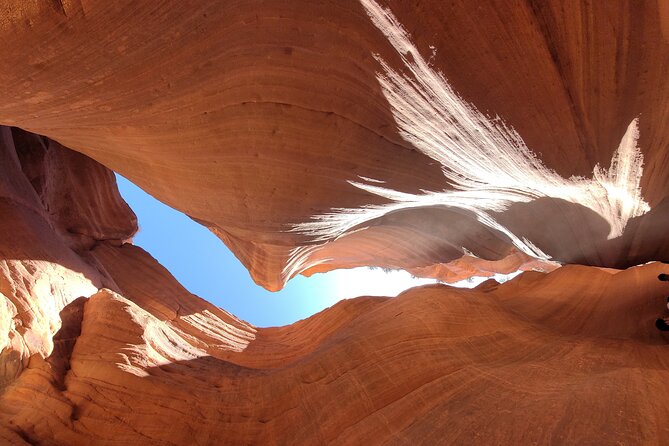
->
[[2, 1, 668, 442], [115, 173, 524, 327]]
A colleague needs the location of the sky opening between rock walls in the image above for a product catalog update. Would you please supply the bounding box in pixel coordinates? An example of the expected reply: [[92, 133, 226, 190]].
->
[[115, 173, 521, 327]]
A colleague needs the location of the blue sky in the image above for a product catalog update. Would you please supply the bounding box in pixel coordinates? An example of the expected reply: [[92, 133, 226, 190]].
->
[[115, 175, 520, 327], [115, 174, 444, 327]]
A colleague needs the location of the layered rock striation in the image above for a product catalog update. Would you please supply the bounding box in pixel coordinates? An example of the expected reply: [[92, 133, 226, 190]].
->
[[0, 126, 135, 391], [0, 0, 667, 289], [1, 111, 669, 446], [0, 0, 669, 444]]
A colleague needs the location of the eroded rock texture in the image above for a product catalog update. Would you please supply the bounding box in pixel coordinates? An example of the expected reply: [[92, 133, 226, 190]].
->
[[0, 0, 667, 289], [0, 127, 135, 391], [1, 0, 669, 444], [3, 153, 669, 443]]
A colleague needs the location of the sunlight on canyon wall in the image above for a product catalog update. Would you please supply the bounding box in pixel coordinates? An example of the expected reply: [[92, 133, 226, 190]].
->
[[292, 0, 650, 265]]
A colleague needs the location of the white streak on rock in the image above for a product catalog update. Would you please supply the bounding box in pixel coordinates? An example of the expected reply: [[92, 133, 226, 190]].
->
[[289, 0, 649, 266]]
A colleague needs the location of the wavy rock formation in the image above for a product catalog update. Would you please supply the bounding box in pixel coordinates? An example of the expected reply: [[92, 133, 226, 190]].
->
[[0, 0, 667, 289], [1, 0, 669, 444], [4, 196, 669, 444]]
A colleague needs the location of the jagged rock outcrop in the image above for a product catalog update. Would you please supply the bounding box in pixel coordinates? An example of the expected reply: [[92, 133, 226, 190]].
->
[[1, 1, 669, 444], [0, 126, 135, 390]]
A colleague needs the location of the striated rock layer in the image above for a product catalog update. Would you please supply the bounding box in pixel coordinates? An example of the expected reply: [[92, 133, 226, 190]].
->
[[0, 124, 668, 444], [1, 0, 669, 444], [0, 0, 667, 289], [5, 235, 669, 443], [0, 126, 135, 390]]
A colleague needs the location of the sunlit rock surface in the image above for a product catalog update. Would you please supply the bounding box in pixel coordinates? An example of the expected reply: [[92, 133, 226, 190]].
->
[[0, 127, 134, 391], [1, 0, 669, 444], [0, 0, 667, 289]]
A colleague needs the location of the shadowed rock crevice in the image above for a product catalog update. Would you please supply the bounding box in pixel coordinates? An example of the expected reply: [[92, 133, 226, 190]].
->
[[11, 127, 137, 252], [47, 296, 87, 392]]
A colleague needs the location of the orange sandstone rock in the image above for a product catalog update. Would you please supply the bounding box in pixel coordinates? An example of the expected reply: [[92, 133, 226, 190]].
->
[[0, 1, 668, 444], [3, 252, 669, 444], [0, 1, 666, 288]]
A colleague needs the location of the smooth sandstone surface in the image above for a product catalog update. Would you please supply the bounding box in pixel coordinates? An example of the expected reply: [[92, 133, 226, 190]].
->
[[5, 237, 669, 444], [0, 0, 667, 289], [0, 117, 668, 446], [0, 1, 669, 444]]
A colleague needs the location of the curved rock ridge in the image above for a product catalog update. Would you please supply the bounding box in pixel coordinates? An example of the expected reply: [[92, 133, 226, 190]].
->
[[0, 2, 669, 443], [0, 1, 667, 289], [3, 249, 669, 444], [293, 0, 650, 264], [1, 127, 668, 444]]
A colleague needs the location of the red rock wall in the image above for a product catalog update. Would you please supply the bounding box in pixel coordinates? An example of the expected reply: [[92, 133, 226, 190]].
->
[[0, 1, 666, 289], [0, 1, 669, 444], [0, 126, 130, 391], [0, 125, 668, 444]]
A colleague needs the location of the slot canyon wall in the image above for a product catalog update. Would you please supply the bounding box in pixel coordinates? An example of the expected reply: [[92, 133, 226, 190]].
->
[[0, 0, 669, 444]]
